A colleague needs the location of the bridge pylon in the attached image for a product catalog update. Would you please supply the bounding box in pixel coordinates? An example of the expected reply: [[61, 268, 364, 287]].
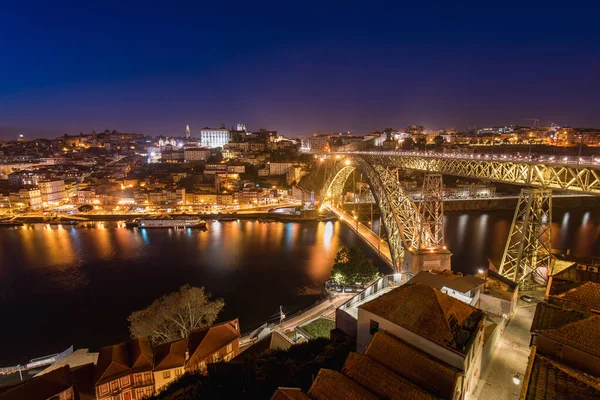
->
[[498, 189, 553, 284]]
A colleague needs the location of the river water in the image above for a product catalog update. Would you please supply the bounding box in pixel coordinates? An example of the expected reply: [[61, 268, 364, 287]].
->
[[0, 209, 599, 365]]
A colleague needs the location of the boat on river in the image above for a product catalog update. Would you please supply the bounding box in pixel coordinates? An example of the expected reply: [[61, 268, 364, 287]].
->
[[129, 217, 207, 229]]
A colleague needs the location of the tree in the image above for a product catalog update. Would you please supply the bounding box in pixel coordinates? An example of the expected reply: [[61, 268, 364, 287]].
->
[[433, 135, 445, 147], [401, 137, 415, 150], [331, 246, 379, 286], [128, 285, 224, 344]]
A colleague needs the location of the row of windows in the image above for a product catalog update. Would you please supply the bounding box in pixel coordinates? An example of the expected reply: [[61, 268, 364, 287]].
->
[[99, 372, 153, 394], [162, 368, 183, 379]]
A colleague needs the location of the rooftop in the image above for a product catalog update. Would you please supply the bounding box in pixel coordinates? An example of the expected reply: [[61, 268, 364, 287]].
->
[[408, 270, 484, 293], [359, 283, 484, 354], [365, 332, 462, 399], [521, 348, 600, 400], [552, 281, 600, 311], [187, 319, 240, 368], [307, 369, 378, 400], [530, 302, 591, 332], [531, 302, 600, 358], [153, 338, 187, 371], [94, 337, 154, 384], [342, 352, 436, 399], [0, 365, 75, 400]]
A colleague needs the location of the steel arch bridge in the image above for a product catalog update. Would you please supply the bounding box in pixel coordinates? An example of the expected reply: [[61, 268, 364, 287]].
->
[[332, 151, 600, 194], [319, 151, 600, 283], [321, 155, 446, 272]]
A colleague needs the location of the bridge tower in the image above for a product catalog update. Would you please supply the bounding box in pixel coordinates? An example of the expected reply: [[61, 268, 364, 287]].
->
[[417, 173, 445, 248], [402, 173, 451, 273], [498, 189, 553, 284]]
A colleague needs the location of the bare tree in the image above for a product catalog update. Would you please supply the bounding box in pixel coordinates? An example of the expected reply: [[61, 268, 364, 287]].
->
[[128, 285, 225, 344]]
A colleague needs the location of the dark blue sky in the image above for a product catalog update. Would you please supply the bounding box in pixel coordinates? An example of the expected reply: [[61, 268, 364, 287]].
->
[[1, 1, 599, 138]]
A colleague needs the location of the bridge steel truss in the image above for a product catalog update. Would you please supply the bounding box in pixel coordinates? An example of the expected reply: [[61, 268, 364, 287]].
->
[[322, 156, 444, 272], [353, 153, 600, 194], [498, 189, 553, 283]]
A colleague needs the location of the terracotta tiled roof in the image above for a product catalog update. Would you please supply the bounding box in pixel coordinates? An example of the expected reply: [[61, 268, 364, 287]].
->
[[71, 363, 96, 400], [365, 332, 462, 399], [270, 387, 312, 400], [522, 351, 600, 400], [0, 365, 73, 400], [307, 369, 378, 400], [153, 338, 187, 371], [186, 319, 240, 368], [94, 337, 154, 384], [554, 281, 600, 311], [359, 283, 484, 353], [342, 352, 436, 399], [530, 302, 590, 332], [540, 314, 600, 358]]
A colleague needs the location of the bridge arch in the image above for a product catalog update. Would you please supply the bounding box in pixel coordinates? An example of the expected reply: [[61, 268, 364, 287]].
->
[[321, 155, 437, 272]]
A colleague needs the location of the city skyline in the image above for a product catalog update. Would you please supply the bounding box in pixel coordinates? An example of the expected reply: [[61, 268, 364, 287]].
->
[[1, 2, 599, 138]]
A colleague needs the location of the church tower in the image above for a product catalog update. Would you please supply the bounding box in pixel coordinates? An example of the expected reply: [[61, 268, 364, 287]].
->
[[186, 124, 191, 138]]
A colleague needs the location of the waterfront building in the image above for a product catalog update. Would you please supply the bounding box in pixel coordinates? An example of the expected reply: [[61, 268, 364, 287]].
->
[[186, 193, 217, 205], [152, 339, 187, 392], [38, 180, 67, 205], [200, 127, 230, 148], [356, 283, 485, 399], [94, 337, 155, 400], [185, 319, 241, 373], [18, 188, 42, 209]]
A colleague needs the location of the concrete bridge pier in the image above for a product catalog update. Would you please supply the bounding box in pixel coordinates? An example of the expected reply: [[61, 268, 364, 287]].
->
[[401, 248, 453, 274]]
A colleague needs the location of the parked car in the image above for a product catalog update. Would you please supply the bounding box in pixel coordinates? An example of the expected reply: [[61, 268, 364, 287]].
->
[[520, 295, 537, 303]]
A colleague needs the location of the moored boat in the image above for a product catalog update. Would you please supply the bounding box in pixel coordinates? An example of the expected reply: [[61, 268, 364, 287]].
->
[[137, 217, 207, 229]]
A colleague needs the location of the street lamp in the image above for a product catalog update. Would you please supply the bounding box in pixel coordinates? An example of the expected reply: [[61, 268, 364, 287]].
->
[[513, 373, 522, 385]]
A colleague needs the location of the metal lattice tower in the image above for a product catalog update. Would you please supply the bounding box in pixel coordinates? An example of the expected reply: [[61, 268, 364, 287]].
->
[[418, 174, 445, 249], [498, 189, 553, 283]]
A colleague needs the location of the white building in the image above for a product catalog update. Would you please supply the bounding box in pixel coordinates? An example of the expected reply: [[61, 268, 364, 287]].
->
[[357, 283, 485, 400], [200, 127, 230, 148]]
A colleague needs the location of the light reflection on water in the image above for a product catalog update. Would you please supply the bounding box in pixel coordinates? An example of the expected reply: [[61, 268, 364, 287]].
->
[[0, 210, 599, 366]]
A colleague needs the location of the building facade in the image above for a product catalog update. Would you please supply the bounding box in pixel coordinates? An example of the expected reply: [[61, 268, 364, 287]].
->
[[200, 127, 230, 148]]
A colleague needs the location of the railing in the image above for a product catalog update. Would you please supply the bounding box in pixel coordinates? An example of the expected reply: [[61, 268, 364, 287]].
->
[[317, 150, 600, 168], [0, 345, 73, 375], [338, 273, 412, 313]]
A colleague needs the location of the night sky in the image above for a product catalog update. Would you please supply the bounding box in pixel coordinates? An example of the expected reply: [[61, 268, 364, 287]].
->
[[1, 2, 599, 138]]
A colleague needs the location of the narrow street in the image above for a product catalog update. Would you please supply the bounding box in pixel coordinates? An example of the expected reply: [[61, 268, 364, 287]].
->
[[473, 296, 539, 399]]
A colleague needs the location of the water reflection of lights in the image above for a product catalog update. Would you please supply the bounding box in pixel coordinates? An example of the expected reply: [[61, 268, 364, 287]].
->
[[323, 221, 334, 248], [582, 211, 591, 226]]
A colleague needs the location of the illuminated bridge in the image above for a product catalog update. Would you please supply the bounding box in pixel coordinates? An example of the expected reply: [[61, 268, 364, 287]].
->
[[318, 151, 600, 284]]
